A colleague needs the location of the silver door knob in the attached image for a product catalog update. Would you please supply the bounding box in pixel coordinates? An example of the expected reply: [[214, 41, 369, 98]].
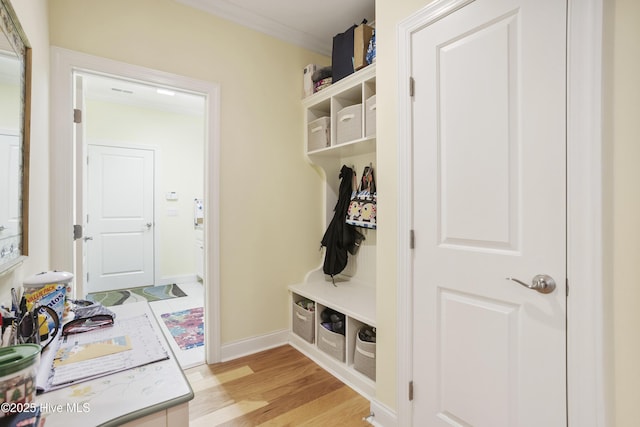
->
[[83, 236, 93, 242], [506, 275, 556, 294], [145, 222, 153, 230]]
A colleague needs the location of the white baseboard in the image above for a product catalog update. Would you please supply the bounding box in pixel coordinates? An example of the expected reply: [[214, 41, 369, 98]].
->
[[220, 329, 289, 362], [157, 274, 198, 286], [368, 399, 398, 427]]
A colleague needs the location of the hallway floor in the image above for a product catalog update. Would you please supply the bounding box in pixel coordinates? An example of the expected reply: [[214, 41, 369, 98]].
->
[[185, 345, 372, 426], [149, 281, 205, 369]]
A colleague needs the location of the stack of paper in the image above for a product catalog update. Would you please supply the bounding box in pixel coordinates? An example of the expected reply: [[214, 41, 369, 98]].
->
[[37, 314, 168, 393]]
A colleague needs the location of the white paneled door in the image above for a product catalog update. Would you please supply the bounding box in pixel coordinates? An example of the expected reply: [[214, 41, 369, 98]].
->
[[411, 0, 566, 426], [86, 145, 155, 292]]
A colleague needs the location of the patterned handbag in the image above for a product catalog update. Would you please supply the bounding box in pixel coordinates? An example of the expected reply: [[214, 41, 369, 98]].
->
[[346, 164, 377, 229]]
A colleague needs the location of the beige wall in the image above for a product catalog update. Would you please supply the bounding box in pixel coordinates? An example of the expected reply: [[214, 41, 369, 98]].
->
[[48, 0, 328, 343], [605, 0, 640, 425], [375, 0, 437, 411]]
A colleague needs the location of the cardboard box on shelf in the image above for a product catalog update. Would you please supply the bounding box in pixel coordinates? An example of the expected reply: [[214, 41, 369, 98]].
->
[[354, 24, 374, 71]]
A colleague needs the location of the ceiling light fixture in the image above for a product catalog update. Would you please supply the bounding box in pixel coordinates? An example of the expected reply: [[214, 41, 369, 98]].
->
[[156, 88, 175, 96]]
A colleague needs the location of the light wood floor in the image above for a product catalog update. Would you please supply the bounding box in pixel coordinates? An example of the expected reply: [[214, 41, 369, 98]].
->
[[184, 345, 372, 426]]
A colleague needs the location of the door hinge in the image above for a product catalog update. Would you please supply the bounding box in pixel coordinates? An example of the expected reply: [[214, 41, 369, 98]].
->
[[409, 381, 414, 401], [410, 229, 415, 249], [409, 77, 415, 97], [73, 224, 83, 241], [86, 272, 89, 282], [73, 108, 82, 124], [566, 278, 569, 296]]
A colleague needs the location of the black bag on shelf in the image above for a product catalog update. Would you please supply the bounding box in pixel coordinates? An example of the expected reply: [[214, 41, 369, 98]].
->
[[332, 24, 356, 83]]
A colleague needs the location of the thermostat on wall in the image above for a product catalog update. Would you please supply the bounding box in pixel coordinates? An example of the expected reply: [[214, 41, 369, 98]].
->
[[166, 192, 178, 201]]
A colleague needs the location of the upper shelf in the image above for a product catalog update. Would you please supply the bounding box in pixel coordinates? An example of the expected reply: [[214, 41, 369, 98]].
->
[[302, 63, 376, 109], [307, 136, 376, 158], [304, 64, 376, 160]]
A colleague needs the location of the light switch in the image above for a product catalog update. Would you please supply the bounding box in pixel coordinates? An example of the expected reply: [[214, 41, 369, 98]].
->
[[167, 208, 178, 216], [166, 192, 178, 201]]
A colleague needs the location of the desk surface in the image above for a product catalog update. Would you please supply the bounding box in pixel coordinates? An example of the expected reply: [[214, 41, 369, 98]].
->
[[36, 302, 194, 427]]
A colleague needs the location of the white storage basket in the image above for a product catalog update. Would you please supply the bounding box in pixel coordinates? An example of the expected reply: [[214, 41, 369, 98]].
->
[[354, 330, 376, 380], [317, 324, 345, 362], [292, 302, 315, 343], [336, 104, 362, 145], [365, 95, 377, 138], [307, 117, 331, 151]]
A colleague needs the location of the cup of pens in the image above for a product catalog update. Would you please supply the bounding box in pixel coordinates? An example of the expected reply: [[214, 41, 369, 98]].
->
[[0, 344, 40, 417]]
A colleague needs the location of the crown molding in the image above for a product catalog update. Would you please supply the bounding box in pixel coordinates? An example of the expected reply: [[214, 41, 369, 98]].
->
[[176, 0, 331, 56]]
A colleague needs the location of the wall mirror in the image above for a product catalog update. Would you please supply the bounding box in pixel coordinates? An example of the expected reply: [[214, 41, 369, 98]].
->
[[0, 0, 31, 273]]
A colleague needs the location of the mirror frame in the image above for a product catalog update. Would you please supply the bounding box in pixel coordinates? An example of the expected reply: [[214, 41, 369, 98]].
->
[[0, 0, 31, 271]]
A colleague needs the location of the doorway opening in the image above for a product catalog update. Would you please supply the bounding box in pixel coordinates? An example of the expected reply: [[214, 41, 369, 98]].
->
[[51, 47, 222, 373], [76, 70, 207, 369]]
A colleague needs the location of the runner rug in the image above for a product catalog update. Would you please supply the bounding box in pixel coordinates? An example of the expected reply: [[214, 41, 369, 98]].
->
[[86, 283, 187, 307], [160, 307, 204, 351]]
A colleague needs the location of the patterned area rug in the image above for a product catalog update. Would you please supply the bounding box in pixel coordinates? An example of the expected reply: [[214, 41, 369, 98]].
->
[[87, 284, 187, 307], [160, 307, 204, 351]]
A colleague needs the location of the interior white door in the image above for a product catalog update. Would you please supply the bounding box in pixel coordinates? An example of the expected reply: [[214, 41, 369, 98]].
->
[[86, 145, 155, 292], [411, 0, 566, 426]]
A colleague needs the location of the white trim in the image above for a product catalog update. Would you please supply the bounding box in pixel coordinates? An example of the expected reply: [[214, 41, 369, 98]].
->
[[175, 0, 331, 56], [396, 7, 416, 427], [565, 0, 606, 425], [156, 274, 200, 286], [50, 46, 222, 363], [368, 399, 398, 427], [396, 0, 605, 426], [220, 329, 289, 362]]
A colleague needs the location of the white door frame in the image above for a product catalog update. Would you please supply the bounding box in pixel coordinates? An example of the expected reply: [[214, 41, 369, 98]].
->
[[397, 0, 605, 426], [50, 47, 222, 363]]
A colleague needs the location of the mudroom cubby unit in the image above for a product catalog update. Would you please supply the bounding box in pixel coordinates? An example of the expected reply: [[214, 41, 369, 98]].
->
[[291, 64, 378, 400], [289, 282, 376, 397]]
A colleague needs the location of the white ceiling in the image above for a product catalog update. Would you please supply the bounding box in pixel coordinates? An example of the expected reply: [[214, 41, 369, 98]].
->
[[82, 73, 205, 116], [176, 0, 375, 56]]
